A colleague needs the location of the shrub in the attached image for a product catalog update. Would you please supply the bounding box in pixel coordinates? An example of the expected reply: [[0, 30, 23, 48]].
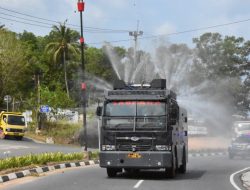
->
[[0, 152, 85, 171]]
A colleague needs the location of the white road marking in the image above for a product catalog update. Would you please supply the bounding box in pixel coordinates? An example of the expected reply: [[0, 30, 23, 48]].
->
[[133, 180, 144, 189], [230, 167, 250, 190]]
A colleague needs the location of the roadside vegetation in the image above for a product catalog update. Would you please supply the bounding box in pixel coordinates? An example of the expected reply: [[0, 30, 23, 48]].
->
[[0, 152, 99, 173], [26, 121, 82, 144]]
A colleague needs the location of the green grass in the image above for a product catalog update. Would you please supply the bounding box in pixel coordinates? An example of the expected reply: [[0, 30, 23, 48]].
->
[[27, 121, 82, 145], [0, 152, 85, 171]]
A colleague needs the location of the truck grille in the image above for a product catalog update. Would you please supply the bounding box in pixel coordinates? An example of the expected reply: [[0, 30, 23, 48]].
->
[[115, 134, 155, 151], [118, 144, 152, 151]]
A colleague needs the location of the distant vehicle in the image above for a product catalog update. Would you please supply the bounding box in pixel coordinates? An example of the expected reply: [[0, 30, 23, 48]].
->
[[96, 79, 188, 178], [228, 134, 250, 159], [233, 121, 250, 137], [0, 111, 26, 140]]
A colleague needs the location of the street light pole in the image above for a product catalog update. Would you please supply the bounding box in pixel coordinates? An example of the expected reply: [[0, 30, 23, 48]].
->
[[77, 0, 87, 151]]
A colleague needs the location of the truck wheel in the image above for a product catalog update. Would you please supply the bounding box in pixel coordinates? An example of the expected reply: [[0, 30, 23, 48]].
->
[[179, 149, 187, 174], [165, 154, 176, 178], [107, 168, 118, 177]]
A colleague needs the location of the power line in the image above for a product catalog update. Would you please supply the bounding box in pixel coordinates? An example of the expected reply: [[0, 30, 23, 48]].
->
[[0, 12, 128, 33], [0, 16, 52, 29], [89, 18, 250, 45], [0, 12, 53, 27], [0, 6, 130, 33]]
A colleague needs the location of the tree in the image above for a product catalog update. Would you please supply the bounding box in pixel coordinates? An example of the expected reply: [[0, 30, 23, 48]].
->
[[85, 47, 114, 81], [0, 30, 28, 109], [191, 32, 250, 115], [45, 22, 80, 97]]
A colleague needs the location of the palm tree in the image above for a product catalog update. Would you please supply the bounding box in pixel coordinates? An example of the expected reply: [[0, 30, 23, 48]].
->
[[45, 22, 80, 97]]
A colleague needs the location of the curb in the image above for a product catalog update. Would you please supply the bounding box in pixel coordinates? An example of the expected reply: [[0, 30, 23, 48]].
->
[[242, 171, 250, 189], [0, 160, 99, 183], [23, 136, 45, 144]]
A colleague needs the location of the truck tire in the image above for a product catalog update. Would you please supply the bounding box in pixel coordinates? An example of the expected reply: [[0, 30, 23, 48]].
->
[[107, 168, 119, 177], [165, 154, 176, 178], [179, 149, 187, 174]]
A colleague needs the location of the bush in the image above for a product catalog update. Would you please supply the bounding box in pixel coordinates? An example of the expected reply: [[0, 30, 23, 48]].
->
[[0, 152, 85, 171]]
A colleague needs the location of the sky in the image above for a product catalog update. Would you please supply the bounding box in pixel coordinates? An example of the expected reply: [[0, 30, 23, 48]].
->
[[1, 0, 250, 50]]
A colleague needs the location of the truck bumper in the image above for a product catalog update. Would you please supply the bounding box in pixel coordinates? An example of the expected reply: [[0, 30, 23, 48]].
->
[[5, 132, 24, 136], [99, 151, 172, 169]]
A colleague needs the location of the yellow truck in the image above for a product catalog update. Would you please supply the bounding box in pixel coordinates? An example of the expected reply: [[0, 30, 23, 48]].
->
[[0, 111, 26, 140]]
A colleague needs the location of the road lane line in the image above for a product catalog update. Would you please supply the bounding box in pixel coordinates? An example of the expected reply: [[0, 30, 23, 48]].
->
[[134, 180, 144, 189], [230, 167, 250, 190]]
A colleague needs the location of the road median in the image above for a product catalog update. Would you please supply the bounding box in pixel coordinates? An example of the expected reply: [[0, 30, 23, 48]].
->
[[0, 151, 99, 183], [0, 160, 99, 183]]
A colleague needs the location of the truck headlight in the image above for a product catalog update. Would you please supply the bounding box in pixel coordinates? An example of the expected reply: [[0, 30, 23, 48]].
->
[[155, 145, 171, 151], [102, 145, 116, 151]]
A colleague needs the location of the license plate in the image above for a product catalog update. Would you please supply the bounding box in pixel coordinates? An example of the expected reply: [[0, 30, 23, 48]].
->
[[127, 153, 141, 159]]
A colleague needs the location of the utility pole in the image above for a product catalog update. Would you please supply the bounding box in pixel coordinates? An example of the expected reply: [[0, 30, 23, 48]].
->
[[37, 72, 41, 130], [77, 0, 88, 151], [129, 28, 143, 66]]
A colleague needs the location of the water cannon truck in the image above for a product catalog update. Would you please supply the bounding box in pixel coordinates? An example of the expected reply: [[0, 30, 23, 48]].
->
[[96, 79, 188, 178]]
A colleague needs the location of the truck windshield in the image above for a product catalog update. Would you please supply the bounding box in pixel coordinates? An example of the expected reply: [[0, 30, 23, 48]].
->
[[7, 115, 25, 126], [104, 101, 166, 129], [105, 101, 166, 117]]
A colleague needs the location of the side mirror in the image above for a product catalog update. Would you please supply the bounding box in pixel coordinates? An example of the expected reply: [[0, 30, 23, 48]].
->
[[96, 106, 102, 116]]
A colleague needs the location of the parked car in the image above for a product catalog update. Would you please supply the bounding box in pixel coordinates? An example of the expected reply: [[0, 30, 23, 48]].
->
[[228, 134, 250, 159]]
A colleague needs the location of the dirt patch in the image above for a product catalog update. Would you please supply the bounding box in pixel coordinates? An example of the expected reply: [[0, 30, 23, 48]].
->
[[189, 136, 230, 151]]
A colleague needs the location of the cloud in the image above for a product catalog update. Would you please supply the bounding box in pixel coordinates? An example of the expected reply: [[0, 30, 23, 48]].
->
[[154, 22, 176, 36]]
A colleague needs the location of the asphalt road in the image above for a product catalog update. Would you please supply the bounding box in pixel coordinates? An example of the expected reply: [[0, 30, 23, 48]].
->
[[3, 155, 250, 190], [0, 137, 84, 158]]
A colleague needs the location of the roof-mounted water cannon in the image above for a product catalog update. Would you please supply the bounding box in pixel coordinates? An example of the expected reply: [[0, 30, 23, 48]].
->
[[150, 79, 166, 89], [113, 80, 127, 90]]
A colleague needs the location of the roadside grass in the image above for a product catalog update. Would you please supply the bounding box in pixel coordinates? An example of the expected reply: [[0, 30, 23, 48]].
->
[[27, 121, 82, 145], [0, 151, 99, 173]]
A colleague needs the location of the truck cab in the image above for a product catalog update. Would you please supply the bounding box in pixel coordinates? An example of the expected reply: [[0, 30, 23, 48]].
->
[[0, 112, 26, 140]]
